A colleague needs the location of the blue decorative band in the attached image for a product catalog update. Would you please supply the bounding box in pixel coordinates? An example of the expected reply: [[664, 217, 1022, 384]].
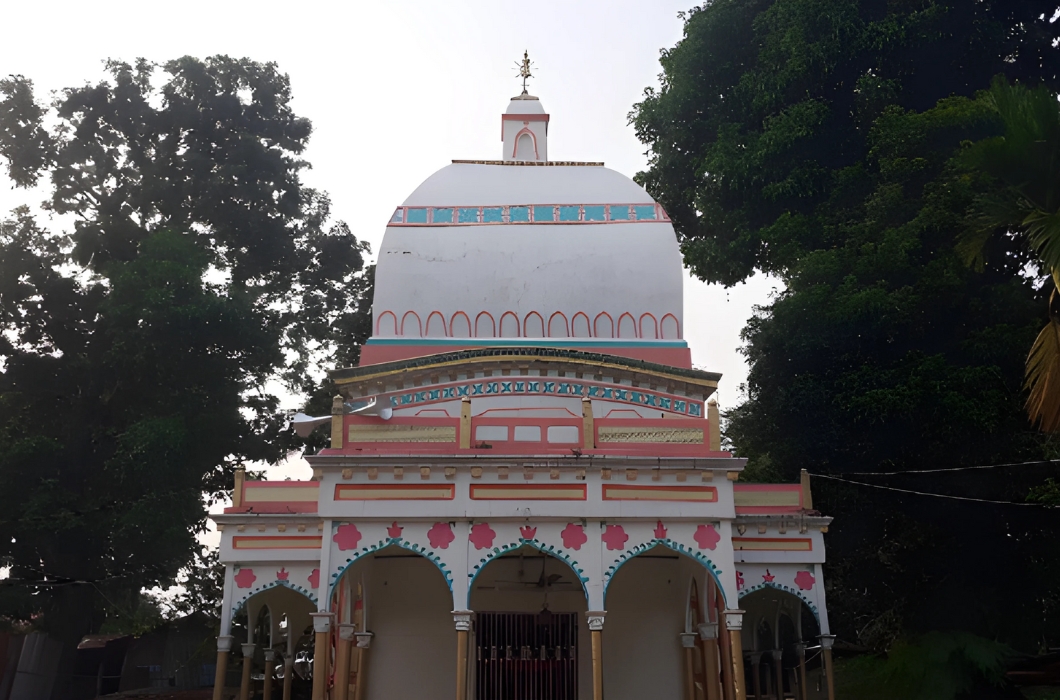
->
[[390, 203, 669, 226]]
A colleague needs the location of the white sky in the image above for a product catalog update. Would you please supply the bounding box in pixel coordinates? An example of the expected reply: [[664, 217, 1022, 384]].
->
[[0, 1, 779, 487]]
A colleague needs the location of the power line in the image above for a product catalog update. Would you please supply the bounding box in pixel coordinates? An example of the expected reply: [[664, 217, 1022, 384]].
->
[[808, 472, 1057, 507], [843, 458, 1060, 476]]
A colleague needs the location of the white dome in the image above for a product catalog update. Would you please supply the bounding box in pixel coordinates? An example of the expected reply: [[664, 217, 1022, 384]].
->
[[371, 162, 685, 344]]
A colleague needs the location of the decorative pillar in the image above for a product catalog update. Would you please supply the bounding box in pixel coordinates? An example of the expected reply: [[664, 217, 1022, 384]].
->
[[310, 612, 333, 700], [282, 652, 294, 700], [453, 611, 473, 700], [354, 632, 374, 700], [724, 610, 747, 700], [587, 611, 606, 700], [795, 644, 807, 700], [772, 650, 784, 700], [749, 652, 763, 700], [212, 636, 234, 700], [680, 633, 698, 700], [819, 635, 836, 700], [334, 624, 355, 700], [263, 649, 276, 700], [239, 643, 256, 700], [331, 394, 345, 448], [698, 622, 722, 700]]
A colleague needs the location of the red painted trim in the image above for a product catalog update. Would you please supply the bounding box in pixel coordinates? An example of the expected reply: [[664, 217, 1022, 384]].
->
[[511, 127, 539, 160], [732, 537, 813, 550], [475, 311, 496, 338], [617, 312, 638, 339], [523, 311, 545, 338], [499, 311, 521, 338], [639, 313, 659, 340], [660, 313, 681, 340], [425, 311, 448, 337], [469, 483, 587, 500], [334, 483, 456, 500], [232, 536, 323, 549], [502, 114, 551, 122], [602, 484, 718, 502], [594, 312, 614, 339], [358, 343, 693, 368], [547, 311, 570, 338], [376, 311, 397, 336], [450, 311, 472, 338], [571, 312, 591, 338], [401, 311, 422, 337]]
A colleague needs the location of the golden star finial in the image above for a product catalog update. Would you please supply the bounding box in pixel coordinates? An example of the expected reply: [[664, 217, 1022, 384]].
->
[[515, 50, 534, 94]]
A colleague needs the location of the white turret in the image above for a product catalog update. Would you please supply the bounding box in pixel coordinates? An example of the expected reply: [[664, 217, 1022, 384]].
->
[[502, 94, 548, 162]]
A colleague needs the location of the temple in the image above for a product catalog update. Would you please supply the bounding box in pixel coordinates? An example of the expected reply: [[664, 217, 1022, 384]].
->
[[210, 73, 837, 700]]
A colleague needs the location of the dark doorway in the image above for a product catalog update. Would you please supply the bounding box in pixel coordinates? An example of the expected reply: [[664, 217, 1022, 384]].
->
[[475, 611, 578, 700]]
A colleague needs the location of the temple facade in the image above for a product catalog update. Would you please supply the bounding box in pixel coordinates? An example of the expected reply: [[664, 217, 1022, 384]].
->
[[210, 82, 836, 700]]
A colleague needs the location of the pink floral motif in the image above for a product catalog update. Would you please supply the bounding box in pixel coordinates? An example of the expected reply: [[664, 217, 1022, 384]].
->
[[308, 569, 320, 589], [428, 522, 455, 549], [762, 570, 775, 583], [694, 524, 721, 550], [519, 525, 537, 540], [276, 567, 289, 581], [561, 523, 587, 550], [601, 524, 629, 551], [653, 520, 668, 540], [234, 568, 256, 589], [794, 570, 816, 591], [333, 523, 363, 551], [387, 521, 403, 539], [736, 571, 745, 590], [469, 523, 497, 550]]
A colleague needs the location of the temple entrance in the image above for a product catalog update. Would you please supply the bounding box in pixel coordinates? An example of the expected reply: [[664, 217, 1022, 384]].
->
[[474, 611, 578, 700]]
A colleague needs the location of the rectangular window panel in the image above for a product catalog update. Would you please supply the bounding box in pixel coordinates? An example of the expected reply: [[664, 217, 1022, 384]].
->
[[475, 425, 509, 441], [405, 208, 428, 224], [509, 206, 530, 222], [583, 205, 605, 221], [610, 205, 631, 221], [432, 208, 453, 223], [634, 205, 657, 220], [547, 425, 580, 443], [390, 208, 404, 223], [513, 425, 542, 441], [482, 207, 503, 223], [458, 207, 480, 223], [559, 206, 580, 221], [533, 205, 555, 222]]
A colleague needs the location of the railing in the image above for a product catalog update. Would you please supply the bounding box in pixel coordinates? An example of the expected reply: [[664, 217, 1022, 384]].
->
[[476, 612, 578, 700]]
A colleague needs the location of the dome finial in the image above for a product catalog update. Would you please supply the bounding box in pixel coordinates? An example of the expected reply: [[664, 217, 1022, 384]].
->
[[515, 50, 534, 95]]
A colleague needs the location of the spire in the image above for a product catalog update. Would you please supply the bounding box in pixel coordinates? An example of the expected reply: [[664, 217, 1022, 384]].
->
[[502, 51, 549, 161]]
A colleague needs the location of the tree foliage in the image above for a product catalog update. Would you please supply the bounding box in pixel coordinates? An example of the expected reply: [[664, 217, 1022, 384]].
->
[[632, 1, 1060, 649], [0, 57, 371, 662]]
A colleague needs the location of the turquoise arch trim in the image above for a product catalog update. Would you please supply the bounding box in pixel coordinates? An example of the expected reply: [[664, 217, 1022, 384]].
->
[[739, 582, 821, 623], [230, 579, 317, 617], [466, 537, 590, 607], [602, 539, 727, 607], [330, 537, 455, 597], [365, 337, 688, 349]]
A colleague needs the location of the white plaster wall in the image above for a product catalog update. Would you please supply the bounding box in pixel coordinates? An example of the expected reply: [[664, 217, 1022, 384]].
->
[[358, 556, 455, 700], [603, 555, 699, 700]]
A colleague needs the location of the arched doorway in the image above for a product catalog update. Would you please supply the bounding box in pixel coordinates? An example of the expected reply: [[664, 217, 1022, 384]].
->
[[603, 544, 728, 700], [469, 544, 590, 700], [740, 587, 822, 699], [331, 543, 455, 700], [233, 582, 317, 699]]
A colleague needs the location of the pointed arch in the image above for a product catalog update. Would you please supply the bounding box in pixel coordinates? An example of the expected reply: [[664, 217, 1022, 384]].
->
[[572, 312, 591, 338], [639, 313, 658, 339], [450, 311, 471, 338], [603, 540, 727, 607], [512, 127, 538, 160], [660, 313, 680, 340], [425, 311, 447, 337], [400, 311, 422, 337], [594, 312, 614, 338], [376, 311, 398, 337], [548, 311, 569, 338], [524, 311, 544, 338], [475, 311, 496, 338], [499, 311, 520, 338], [617, 312, 638, 339], [467, 541, 589, 607]]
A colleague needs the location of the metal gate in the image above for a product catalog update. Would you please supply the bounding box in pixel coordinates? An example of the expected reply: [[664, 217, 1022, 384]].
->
[[475, 611, 578, 700]]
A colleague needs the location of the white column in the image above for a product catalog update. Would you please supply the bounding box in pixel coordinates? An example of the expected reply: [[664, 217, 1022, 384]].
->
[[316, 519, 334, 609]]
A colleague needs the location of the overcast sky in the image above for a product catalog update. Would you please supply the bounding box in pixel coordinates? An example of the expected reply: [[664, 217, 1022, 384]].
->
[[0, 0, 778, 423]]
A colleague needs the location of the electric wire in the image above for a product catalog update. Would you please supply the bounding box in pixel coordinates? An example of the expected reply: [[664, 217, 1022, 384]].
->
[[808, 472, 1057, 507]]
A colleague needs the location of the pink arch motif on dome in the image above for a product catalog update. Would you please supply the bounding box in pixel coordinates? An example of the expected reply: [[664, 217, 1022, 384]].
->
[[548, 312, 569, 338], [594, 312, 614, 338], [511, 127, 539, 160], [524, 311, 545, 338], [376, 311, 397, 337], [499, 312, 520, 338], [425, 311, 448, 337], [400, 311, 422, 337], [475, 312, 496, 338], [450, 312, 472, 338], [572, 312, 591, 338], [661, 313, 680, 340], [639, 313, 659, 340], [617, 312, 638, 339]]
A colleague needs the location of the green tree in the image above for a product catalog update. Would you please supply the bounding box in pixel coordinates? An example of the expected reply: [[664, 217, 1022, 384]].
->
[[0, 57, 371, 685], [631, 1, 1060, 648]]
